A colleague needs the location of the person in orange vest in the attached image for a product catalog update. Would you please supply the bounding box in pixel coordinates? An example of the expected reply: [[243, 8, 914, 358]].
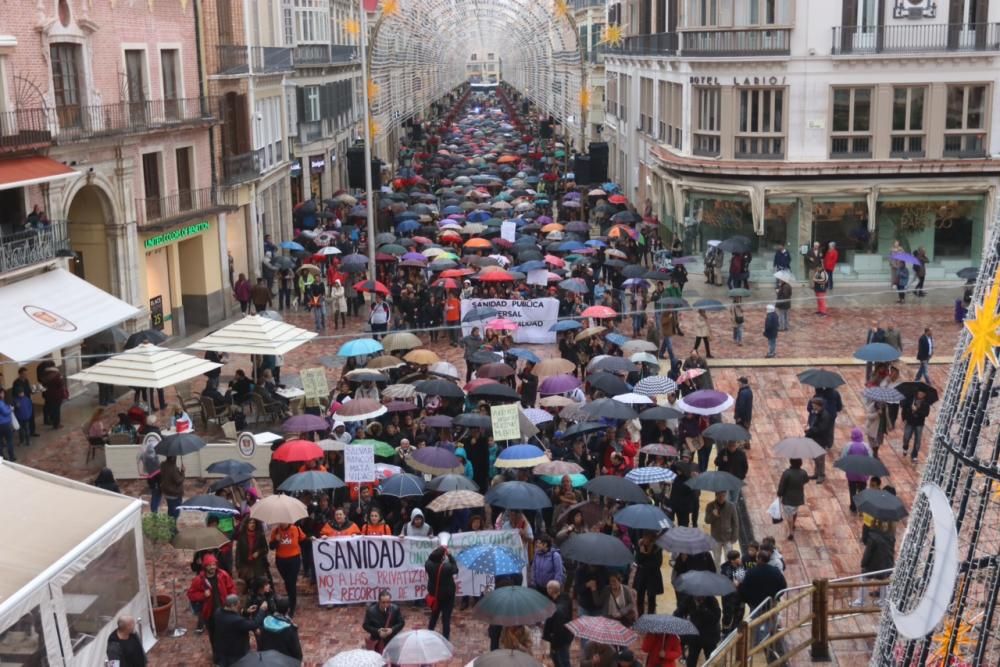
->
[[319, 507, 361, 537], [269, 523, 307, 617], [445, 291, 462, 345]]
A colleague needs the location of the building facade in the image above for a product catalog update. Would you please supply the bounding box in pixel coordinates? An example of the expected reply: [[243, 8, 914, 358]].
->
[[605, 0, 1000, 281]]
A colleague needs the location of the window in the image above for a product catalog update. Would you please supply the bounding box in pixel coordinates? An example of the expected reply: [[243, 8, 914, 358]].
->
[[606, 73, 618, 117], [294, 0, 330, 44], [639, 77, 653, 135], [175, 146, 193, 211], [256, 96, 283, 171], [142, 152, 162, 220], [304, 86, 321, 122], [160, 49, 180, 120], [694, 87, 721, 156], [944, 84, 988, 157], [687, 0, 790, 27], [217, 0, 235, 44], [891, 86, 925, 157], [830, 87, 871, 158], [0, 606, 48, 665], [50, 43, 82, 128], [125, 49, 147, 126], [736, 88, 784, 159], [470, 53, 477, 61], [620, 75, 630, 125], [658, 81, 683, 147]]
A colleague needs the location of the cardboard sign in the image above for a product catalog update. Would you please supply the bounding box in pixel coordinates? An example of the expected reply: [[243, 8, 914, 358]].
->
[[344, 444, 376, 483], [491, 402, 521, 442], [299, 367, 330, 407]]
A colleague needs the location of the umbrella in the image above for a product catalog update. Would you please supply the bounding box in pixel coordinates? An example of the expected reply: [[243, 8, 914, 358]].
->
[[171, 525, 230, 550], [297, 264, 321, 276], [773, 437, 827, 459], [409, 447, 464, 475], [591, 356, 639, 374], [633, 614, 699, 636], [895, 381, 939, 405], [685, 471, 744, 493], [478, 362, 516, 379], [957, 267, 979, 280], [575, 326, 607, 342], [773, 270, 794, 284], [368, 356, 406, 370], [405, 349, 442, 365], [890, 251, 922, 265], [250, 494, 308, 524], [855, 489, 908, 521], [566, 616, 638, 646], [692, 298, 725, 312], [582, 398, 638, 421], [523, 407, 554, 425], [581, 305, 617, 319], [863, 386, 905, 404], [555, 500, 605, 528], [561, 533, 635, 566], [702, 423, 750, 442], [675, 571, 737, 597], [676, 390, 733, 416], [549, 320, 583, 333], [484, 481, 552, 509], [324, 649, 384, 667], [495, 444, 548, 468], [473, 586, 555, 626], [635, 376, 679, 397], [539, 395, 575, 408], [630, 352, 659, 366], [456, 544, 526, 575], [584, 475, 648, 504], [379, 473, 427, 497], [426, 474, 479, 492], [151, 432, 206, 458], [463, 306, 499, 322], [507, 348, 540, 363], [272, 439, 324, 462], [208, 471, 254, 492], [453, 413, 492, 429], [640, 443, 679, 457], [278, 471, 345, 493], [124, 328, 169, 349], [657, 526, 718, 554], [353, 279, 390, 295], [281, 414, 330, 433], [719, 236, 752, 253], [382, 630, 453, 665], [381, 332, 423, 353], [797, 368, 846, 389], [472, 650, 543, 667], [539, 373, 582, 395], [345, 370, 388, 384], [414, 379, 465, 399], [625, 467, 677, 485], [427, 490, 485, 512], [86, 325, 129, 348], [334, 399, 387, 422], [834, 455, 889, 478], [206, 459, 256, 477], [534, 460, 584, 476], [613, 503, 673, 531], [179, 494, 240, 514], [469, 383, 520, 401], [560, 422, 607, 439], [728, 288, 752, 298], [854, 342, 901, 362], [469, 350, 504, 364], [350, 439, 395, 458], [232, 651, 301, 667]]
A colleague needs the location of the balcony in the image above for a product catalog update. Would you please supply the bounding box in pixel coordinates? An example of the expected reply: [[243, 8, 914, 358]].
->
[[297, 120, 324, 145], [221, 151, 260, 185], [681, 28, 791, 57], [0, 221, 70, 273], [294, 44, 359, 66], [943, 133, 987, 158], [603, 32, 678, 56], [0, 107, 53, 153], [830, 136, 872, 159], [135, 187, 238, 229], [215, 45, 294, 76], [832, 22, 1000, 56]]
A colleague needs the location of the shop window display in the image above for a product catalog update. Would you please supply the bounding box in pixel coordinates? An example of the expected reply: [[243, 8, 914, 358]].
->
[[812, 200, 871, 259]]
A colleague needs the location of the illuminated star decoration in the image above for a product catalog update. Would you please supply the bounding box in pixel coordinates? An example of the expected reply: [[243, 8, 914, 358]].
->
[[600, 24, 624, 47], [959, 265, 1000, 398], [930, 616, 976, 663], [345, 18, 361, 36], [553, 0, 569, 19], [368, 79, 380, 102], [368, 117, 381, 142], [382, 0, 400, 17], [579, 88, 592, 109]]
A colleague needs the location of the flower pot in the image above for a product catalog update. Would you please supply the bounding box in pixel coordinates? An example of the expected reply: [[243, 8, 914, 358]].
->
[[151, 594, 173, 635]]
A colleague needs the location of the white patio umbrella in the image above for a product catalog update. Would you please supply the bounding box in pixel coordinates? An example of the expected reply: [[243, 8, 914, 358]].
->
[[70, 343, 221, 388], [188, 314, 317, 356], [324, 649, 384, 667]]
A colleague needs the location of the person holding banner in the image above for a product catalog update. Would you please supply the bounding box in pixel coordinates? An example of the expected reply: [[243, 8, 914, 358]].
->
[[425, 546, 458, 639], [361, 507, 393, 536]]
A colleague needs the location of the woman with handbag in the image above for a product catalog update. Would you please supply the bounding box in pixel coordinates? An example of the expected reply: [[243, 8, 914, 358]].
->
[[601, 572, 638, 627], [424, 546, 457, 639]]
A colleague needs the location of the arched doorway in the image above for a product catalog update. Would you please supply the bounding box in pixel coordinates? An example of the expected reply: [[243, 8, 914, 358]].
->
[[67, 184, 114, 294]]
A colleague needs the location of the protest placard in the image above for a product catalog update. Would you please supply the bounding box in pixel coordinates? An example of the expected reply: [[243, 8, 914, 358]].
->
[[344, 444, 376, 483], [491, 402, 521, 441]]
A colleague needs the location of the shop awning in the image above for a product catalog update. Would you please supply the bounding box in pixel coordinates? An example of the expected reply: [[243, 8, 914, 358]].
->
[[70, 343, 221, 389], [0, 269, 141, 362], [0, 156, 77, 191]]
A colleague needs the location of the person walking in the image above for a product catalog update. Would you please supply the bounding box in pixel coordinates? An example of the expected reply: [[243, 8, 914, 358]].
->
[[730, 297, 745, 346], [916, 327, 933, 382], [842, 427, 872, 513], [901, 390, 931, 462], [256, 597, 302, 661], [677, 595, 721, 665], [250, 278, 272, 314], [895, 262, 910, 303], [913, 247, 929, 297], [884, 325, 902, 353], [660, 308, 682, 367], [715, 440, 749, 503], [633, 532, 664, 615], [542, 580, 574, 667], [368, 292, 391, 338], [461, 326, 483, 382], [773, 242, 791, 278], [187, 554, 236, 652], [775, 278, 792, 331], [213, 594, 266, 667], [159, 455, 185, 518], [690, 309, 713, 358], [106, 615, 146, 667], [763, 304, 779, 358], [425, 546, 458, 639], [733, 377, 753, 432], [805, 397, 835, 483], [269, 522, 306, 617], [233, 273, 252, 314], [823, 241, 839, 291], [812, 266, 829, 316], [329, 279, 347, 329], [804, 241, 822, 280], [531, 535, 564, 594], [705, 491, 739, 565], [777, 459, 809, 540]]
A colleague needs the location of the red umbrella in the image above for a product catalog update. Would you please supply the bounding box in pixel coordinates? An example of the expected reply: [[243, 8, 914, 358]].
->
[[608, 194, 627, 204], [412, 236, 433, 245], [566, 616, 638, 646], [581, 305, 617, 319], [464, 378, 498, 392], [375, 253, 397, 262], [272, 439, 324, 463], [433, 278, 459, 289], [353, 279, 390, 295], [440, 268, 476, 278], [477, 270, 515, 283]]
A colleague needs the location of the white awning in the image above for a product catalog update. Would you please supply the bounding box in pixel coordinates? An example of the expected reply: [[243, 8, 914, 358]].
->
[[0, 269, 140, 362], [70, 343, 221, 389]]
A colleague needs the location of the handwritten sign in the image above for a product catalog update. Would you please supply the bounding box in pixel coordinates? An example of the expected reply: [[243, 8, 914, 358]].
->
[[491, 402, 521, 442], [299, 367, 329, 407], [501, 220, 517, 243], [313, 530, 525, 604], [344, 444, 376, 483]]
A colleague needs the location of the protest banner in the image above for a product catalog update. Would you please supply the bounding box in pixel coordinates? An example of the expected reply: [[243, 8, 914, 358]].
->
[[313, 530, 525, 605], [299, 367, 330, 407], [344, 444, 376, 483], [459, 298, 558, 344], [490, 403, 521, 442]]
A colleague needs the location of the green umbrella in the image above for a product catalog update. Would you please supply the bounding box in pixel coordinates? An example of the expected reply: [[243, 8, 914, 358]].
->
[[351, 439, 395, 458], [379, 244, 407, 256]]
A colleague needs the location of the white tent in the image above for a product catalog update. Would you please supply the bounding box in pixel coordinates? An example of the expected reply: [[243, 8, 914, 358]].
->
[[188, 314, 317, 356], [69, 343, 222, 388], [0, 461, 152, 666]]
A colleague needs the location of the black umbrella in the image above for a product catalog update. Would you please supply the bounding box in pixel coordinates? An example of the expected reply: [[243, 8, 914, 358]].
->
[[587, 372, 630, 397], [125, 328, 168, 349], [464, 307, 499, 322], [895, 381, 939, 405], [584, 475, 648, 504], [179, 494, 239, 514], [427, 474, 480, 492], [622, 264, 647, 279], [155, 433, 206, 457], [613, 504, 672, 531], [208, 471, 253, 492], [86, 326, 129, 348], [656, 526, 717, 554], [414, 379, 466, 399], [582, 398, 638, 421], [590, 357, 639, 374], [854, 343, 901, 363], [485, 481, 552, 510], [675, 571, 737, 597], [470, 350, 504, 364], [692, 298, 725, 312], [561, 533, 635, 567], [232, 650, 301, 667], [855, 490, 908, 521], [560, 422, 607, 439], [718, 236, 752, 254], [206, 459, 257, 477], [685, 471, 744, 493], [797, 368, 846, 389], [472, 586, 555, 626], [278, 471, 346, 493], [633, 614, 699, 636], [834, 455, 889, 478], [454, 413, 493, 429], [702, 423, 750, 442], [957, 267, 979, 280], [637, 405, 684, 422], [469, 384, 520, 401], [658, 297, 689, 309]]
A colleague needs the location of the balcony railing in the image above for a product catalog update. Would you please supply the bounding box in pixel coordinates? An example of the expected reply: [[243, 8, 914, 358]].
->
[[832, 22, 1000, 55], [830, 135, 872, 159], [681, 28, 791, 56], [298, 120, 324, 145], [294, 44, 359, 66], [136, 187, 238, 228], [943, 133, 987, 158], [0, 221, 70, 273], [603, 32, 679, 56], [222, 151, 260, 185], [0, 107, 53, 152], [215, 45, 294, 76]]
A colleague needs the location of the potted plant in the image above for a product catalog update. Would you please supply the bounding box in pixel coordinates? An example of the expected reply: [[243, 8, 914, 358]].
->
[[142, 512, 176, 635]]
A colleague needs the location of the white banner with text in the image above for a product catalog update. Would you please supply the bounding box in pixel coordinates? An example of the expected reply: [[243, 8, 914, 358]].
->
[[460, 298, 559, 344]]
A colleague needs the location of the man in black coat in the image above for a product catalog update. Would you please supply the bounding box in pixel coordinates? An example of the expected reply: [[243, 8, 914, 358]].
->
[[901, 391, 931, 462], [740, 550, 788, 649], [542, 581, 574, 667], [362, 590, 405, 652], [213, 594, 266, 667], [733, 377, 753, 432], [519, 361, 539, 408], [715, 440, 749, 503], [425, 546, 458, 639], [106, 615, 146, 667], [256, 597, 302, 660], [915, 326, 933, 383], [676, 595, 722, 665], [805, 398, 835, 483]]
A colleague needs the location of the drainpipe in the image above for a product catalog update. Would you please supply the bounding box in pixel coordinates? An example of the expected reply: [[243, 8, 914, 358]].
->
[[243, 0, 261, 282], [193, 0, 217, 188]]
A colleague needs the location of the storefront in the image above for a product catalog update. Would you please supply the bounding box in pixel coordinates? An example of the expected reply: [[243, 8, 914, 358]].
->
[[680, 191, 795, 258], [309, 155, 326, 200], [875, 195, 986, 262], [140, 218, 227, 338], [290, 160, 304, 205]]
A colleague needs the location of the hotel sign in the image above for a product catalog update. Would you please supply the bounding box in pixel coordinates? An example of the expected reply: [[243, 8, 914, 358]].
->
[[144, 222, 210, 249], [690, 76, 787, 86]]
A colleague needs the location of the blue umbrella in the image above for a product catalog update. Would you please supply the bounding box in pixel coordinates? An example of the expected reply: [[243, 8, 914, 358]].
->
[[467, 211, 491, 222], [539, 473, 588, 487], [550, 320, 583, 332], [854, 342, 901, 363], [280, 241, 304, 251], [396, 220, 420, 233], [396, 211, 420, 221], [605, 333, 630, 347], [585, 239, 608, 248], [484, 481, 552, 510], [456, 544, 526, 576], [379, 473, 426, 498], [890, 251, 922, 265], [442, 205, 463, 215], [614, 503, 673, 531], [559, 279, 588, 294], [508, 348, 540, 363], [517, 260, 547, 272], [338, 338, 384, 357], [557, 241, 586, 252], [496, 444, 548, 468], [625, 467, 677, 485]]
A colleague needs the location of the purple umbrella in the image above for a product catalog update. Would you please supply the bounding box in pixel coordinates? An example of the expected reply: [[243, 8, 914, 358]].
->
[[565, 221, 589, 233], [563, 192, 582, 200], [409, 446, 463, 475], [423, 415, 454, 428], [385, 400, 420, 413], [622, 278, 650, 289], [540, 373, 582, 395], [281, 414, 330, 433], [889, 251, 922, 265], [676, 390, 734, 416], [401, 252, 427, 263]]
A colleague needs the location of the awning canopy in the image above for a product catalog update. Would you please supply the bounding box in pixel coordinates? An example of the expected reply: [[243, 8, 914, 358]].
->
[[0, 156, 76, 192], [70, 343, 222, 389], [0, 269, 141, 362], [188, 314, 317, 356]]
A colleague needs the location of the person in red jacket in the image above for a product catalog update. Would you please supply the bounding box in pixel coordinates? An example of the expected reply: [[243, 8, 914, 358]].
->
[[642, 633, 683, 667], [186, 554, 235, 654], [823, 241, 839, 291]]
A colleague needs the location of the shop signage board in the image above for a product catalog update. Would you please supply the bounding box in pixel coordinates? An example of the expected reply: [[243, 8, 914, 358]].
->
[[144, 221, 210, 250], [149, 295, 164, 331]]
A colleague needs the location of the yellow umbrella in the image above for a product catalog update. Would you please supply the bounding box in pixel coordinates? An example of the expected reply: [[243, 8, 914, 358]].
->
[[535, 358, 576, 376], [404, 349, 441, 365], [575, 326, 607, 342]]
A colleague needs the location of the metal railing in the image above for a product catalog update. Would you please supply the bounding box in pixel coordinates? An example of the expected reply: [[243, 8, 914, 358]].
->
[[832, 22, 1000, 55], [0, 221, 71, 273], [0, 107, 53, 151], [681, 28, 791, 56], [603, 32, 679, 56], [294, 44, 359, 66], [297, 120, 324, 145], [135, 187, 237, 228], [830, 135, 872, 159], [215, 45, 294, 76], [221, 150, 260, 185], [943, 133, 987, 158]]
